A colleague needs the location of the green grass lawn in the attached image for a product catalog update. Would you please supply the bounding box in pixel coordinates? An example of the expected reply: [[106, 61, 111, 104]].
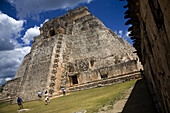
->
[[0, 80, 136, 113]]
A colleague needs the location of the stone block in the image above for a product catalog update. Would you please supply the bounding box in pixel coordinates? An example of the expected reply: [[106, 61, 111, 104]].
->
[[53, 64, 58, 68], [51, 75, 56, 80], [52, 69, 57, 74]]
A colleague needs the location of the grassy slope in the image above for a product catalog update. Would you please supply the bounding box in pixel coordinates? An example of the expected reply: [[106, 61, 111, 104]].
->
[[0, 80, 136, 113]]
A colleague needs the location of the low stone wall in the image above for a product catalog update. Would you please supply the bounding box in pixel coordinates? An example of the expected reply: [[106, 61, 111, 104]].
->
[[76, 60, 139, 84], [0, 98, 12, 104], [69, 71, 141, 92], [2, 77, 23, 98]]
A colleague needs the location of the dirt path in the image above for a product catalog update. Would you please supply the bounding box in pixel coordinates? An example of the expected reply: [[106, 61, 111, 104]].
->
[[122, 79, 158, 113], [98, 87, 134, 113]]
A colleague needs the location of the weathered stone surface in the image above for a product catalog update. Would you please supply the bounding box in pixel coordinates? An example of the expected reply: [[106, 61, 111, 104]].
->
[[2, 6, 141, 103], [126, 0, 170, 112]]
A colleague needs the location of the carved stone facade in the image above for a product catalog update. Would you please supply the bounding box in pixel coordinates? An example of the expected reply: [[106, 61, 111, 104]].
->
[[125, 0, 170, 112], [2, 6, 141, 103]]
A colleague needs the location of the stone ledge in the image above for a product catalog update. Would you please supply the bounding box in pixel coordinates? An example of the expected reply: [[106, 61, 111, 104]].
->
[[0, 97, 12, 104], [69, 71, 141, 92]]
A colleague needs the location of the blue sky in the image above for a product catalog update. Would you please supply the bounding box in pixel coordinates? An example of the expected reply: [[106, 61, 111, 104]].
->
[[0, 0, 131, 85]]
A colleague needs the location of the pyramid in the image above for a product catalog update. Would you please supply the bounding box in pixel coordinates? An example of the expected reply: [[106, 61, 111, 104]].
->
[[2, 6, 141, 103]]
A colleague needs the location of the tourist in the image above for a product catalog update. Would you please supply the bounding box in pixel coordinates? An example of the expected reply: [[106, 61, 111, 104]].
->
[[62, 87, 66, 96], [38, 91, 42, 101], [45, 91, 50, 105], [17, 97, 24, 109], [45, 91, 47, 94], [140, 69, 144, 78]]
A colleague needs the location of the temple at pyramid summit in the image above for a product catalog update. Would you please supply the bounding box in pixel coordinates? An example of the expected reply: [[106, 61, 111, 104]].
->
[[2, 6, 142, 103]]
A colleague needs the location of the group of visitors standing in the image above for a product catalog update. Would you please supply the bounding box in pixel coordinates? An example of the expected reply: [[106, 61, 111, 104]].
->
[[38, 91, 50, 105], [17, 88, 66, 109]]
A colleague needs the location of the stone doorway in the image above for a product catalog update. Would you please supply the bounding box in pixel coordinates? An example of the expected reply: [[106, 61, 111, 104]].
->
[[72, 75, 78, 85], [101, 74, 108, 79]]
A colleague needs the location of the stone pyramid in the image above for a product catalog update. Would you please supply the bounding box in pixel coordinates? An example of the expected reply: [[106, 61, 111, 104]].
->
[[2, 6, 141, 103]]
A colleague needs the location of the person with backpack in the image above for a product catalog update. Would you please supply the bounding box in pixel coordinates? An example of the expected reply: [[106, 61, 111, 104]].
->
[[62, 88, 66, 96], [38, 91, 42, 101], [17, 97, 24, 109]]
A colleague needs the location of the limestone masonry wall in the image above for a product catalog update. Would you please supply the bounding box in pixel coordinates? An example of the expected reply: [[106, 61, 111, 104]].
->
[[125, 0, 170, 112], [75, 60, 138, 85]]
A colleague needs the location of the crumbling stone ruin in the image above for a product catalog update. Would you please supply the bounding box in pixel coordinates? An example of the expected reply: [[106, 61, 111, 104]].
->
[[124, 0, 170, 112], [2, 6, 141, 103]]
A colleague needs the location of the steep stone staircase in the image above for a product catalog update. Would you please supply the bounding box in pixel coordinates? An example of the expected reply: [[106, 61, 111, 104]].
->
[[49, 35, 64, 94]]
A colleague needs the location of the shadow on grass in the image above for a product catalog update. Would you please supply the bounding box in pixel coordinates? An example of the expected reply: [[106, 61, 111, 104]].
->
[[122, 79, 158, 113]]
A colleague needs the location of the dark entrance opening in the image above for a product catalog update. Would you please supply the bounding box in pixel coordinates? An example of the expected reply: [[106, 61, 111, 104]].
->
[[90, 60, 94, 67], [101, 74, 108, 79], [49, 29, 55, 36], [72, 75, 78, 85]]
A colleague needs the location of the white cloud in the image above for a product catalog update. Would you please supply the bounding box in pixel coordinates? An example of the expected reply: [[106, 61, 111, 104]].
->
[[40, 19, 49, 27], [0, 46, 31, 85], [7, 0, 93, 19], [0, 12, 48, 84], [5, 77, 12, 81], [0, 11, 25, 50], [118, 30, 123, 37], [115, 30, 131, 41], [115, 30, 122, 37], [126, 31, 131, 37], [21, 19, 49, 45], [22, 26, 40, 45], [123, 31, 131, 40]]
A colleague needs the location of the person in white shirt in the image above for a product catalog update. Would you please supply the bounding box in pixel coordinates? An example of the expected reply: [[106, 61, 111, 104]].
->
[[44, 91, 50, 105], [38, 91, 42, 101]]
